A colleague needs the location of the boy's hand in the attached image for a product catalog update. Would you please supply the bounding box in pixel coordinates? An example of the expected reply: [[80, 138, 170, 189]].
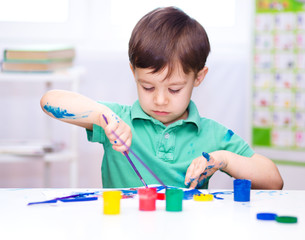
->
[[100, 112, 132, 153], [185, 151, 227, 189]]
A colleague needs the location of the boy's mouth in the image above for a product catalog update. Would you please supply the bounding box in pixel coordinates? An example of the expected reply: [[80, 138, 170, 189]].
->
[[153, 111, 169, 116]]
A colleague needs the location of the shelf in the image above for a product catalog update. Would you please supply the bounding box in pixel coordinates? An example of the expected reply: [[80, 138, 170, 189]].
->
[[0, 140, 74, 163], [0, 66, 85, 83], [0, 150, 76, 163], [0, 66, 84, 187]]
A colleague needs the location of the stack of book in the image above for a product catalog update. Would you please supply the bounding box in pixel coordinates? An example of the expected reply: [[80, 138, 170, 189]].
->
[[1, 45, 75, 72]]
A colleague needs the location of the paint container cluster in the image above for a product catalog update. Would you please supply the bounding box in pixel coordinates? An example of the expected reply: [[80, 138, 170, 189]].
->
[[103, 187, 184, 214], [102, 179, 260, 215]]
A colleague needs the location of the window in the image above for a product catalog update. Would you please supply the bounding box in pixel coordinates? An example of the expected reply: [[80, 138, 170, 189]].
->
[[111, 0, 236, 28], [0, 0, 69, 23], [0, 0, 87, 41], [109, 0, 237, 51]]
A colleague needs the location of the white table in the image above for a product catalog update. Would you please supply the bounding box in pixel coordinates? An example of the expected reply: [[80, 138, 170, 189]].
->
[[0, 188, 304, 240]]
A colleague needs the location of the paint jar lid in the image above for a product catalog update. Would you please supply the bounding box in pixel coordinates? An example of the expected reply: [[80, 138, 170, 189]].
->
[[275, 216, 298, 224], [256, 212, 277, 221], [193, 194, 213, 201]]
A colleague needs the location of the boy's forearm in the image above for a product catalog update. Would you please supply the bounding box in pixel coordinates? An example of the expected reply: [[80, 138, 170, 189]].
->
[[211, 151, 283, 190], [40, 89, 111, 130]]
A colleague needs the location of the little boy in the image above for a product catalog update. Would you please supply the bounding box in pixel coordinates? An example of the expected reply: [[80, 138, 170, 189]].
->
[[40, 7, 283, 189]]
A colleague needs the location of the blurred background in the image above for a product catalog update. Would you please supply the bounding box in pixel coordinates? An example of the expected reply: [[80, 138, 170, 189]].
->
[[0, 0, 304, 189]]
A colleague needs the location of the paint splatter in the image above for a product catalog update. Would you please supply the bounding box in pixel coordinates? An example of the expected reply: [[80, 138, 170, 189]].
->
[[218, 161, 225, 170], [44, 103, 91, 119], [223, 129, 234, 141], [197, 177, 207, 188], [112, 113, 120, 123], [255, 190, 287, 196], [206, 165, 214, 169], [210, 191, 234, 200], [184, 189, 202, 200], [186, 177, 197, 186], [202, 152, 210, 162]]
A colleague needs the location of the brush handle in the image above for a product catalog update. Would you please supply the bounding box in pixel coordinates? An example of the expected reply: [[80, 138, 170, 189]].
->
[[113, 130, 166, 187], [102, 114, 148, 188], [123, 152, 148, 188]]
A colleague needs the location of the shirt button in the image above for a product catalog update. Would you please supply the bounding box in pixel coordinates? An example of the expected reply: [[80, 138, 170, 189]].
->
[[164, 133, 170, 139]]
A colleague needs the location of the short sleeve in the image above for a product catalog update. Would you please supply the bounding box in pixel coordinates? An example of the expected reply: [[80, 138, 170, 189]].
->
[[86, 124, 106, 143], [85, 101, 132, 144], [214, 124, 255, 157]]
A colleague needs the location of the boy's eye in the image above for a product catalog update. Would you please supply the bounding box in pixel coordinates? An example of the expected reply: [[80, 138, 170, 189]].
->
[[143, 86, 154, 91], [169, 88, 181, 94]]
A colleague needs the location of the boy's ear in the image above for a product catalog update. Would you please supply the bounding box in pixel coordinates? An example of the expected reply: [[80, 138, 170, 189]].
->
[[194, 67, 208, 87], [129, 63, 136, 77]]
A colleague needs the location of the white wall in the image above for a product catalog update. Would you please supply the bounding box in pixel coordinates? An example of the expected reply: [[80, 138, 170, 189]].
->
[[0, 0, 304, 189]]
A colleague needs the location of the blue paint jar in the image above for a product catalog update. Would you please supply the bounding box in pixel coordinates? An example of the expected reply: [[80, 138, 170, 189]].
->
[[234, 179, 251, 202]]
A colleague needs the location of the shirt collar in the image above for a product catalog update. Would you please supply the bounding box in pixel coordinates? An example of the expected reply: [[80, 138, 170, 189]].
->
[[131, 100, 201, 133]]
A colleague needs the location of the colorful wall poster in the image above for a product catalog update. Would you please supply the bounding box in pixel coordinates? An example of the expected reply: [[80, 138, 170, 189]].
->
[[253, 0, 305, 152]]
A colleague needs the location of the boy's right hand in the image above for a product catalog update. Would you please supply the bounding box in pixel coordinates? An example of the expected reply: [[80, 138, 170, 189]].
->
[[99, 112, 132, 153]]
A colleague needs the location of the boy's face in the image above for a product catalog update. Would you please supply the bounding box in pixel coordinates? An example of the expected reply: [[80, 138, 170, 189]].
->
[[131, 64, 208, 126]]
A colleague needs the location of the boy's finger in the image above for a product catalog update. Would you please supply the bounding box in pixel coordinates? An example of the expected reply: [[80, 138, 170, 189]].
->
[[104, 126, 118, 141], [124, 138, 132, 149], [204, 167, 218, 178], [112, 144, 129, 153], [113, 134, 131, 148], [185, 158, 206, 185], [185, 170, 200, 187], [184, 164, 195, 185], [197, 175, 207, 188], [189, 178, 199, 189], [188, 167, 205, 188]]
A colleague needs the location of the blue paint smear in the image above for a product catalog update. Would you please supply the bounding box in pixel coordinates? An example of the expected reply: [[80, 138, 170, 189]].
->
[[184, 189, 202, 200], [202, 152, 211, 162], [197, 178, 207, 188], [255, 190, 286, 196], [223, 129, 234, 141], [44, 104, 91, 119], [210, 191, 234, 200], [186, 177, 196, 186]]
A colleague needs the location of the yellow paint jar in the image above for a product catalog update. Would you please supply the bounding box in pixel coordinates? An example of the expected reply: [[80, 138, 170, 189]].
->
[[193, 194, 213, 201], [103, 191, 122, 214]]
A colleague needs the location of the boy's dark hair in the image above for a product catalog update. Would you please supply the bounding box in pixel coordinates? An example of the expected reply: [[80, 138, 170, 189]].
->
[[128, 6, 210, 78]]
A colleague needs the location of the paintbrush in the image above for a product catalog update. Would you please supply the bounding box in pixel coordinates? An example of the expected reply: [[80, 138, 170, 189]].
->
[[102, 114, 166, 188], [102, 114, 148, 188]]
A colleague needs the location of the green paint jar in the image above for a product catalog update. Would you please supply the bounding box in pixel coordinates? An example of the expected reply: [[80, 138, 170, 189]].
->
[[166, 188, 183, 212]]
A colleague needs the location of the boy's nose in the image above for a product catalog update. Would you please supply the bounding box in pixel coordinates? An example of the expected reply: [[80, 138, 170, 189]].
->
[[153, 91, 168, 106]]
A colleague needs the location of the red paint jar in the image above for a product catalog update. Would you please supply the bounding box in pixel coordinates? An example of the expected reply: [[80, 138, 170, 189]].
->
[[138, 188, 157, 211]]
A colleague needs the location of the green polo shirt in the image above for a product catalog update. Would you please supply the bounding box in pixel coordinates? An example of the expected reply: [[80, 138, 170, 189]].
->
[[86, 100, 254, 189]]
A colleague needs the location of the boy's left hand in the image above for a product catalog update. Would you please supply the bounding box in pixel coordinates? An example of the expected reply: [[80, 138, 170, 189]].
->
[[184, 152, 226, 189]]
